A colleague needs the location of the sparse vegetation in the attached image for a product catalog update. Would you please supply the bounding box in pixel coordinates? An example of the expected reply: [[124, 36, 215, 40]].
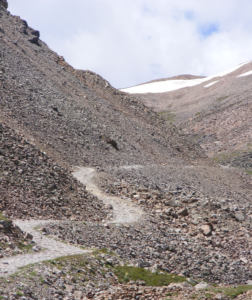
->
[[204, 292, 214, 299], [216, 95, 229, 102], [158, 110, 176, 122], [212, 151, 243, 164], [19, 242, 33, 252], [246, 143, 252, 150], [0, 212, 8, 221], [245, 170, 252, 175], [195, 109, 206, 117], [92, 248, 112, 255], [114, 266, 186, 286], [223, 285, 252, 298]]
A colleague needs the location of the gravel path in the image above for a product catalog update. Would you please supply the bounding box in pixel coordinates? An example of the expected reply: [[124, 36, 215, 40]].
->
[[72, 166, 145, 223], [0, 220, 89, 276], [0, 167, 144, 276]]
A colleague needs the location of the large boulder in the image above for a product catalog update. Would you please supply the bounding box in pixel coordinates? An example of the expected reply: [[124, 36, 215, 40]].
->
[[0, 0, 8, 9]]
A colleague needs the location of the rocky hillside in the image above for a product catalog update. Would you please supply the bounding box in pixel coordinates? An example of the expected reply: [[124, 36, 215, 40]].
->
[[0, 216, 38, 258], [0, 121, 107, 221], [1, 1, 251, 201], [123, 61, 252, 167], [0, 2, 207, 170]]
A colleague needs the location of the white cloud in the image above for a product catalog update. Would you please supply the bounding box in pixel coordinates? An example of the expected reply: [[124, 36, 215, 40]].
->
[[8, 0, 252, 88]]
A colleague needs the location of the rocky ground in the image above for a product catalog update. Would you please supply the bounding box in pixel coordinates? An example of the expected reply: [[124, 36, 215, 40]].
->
[[0, 250, 211, 300], [100, 164, 252, 205], [0, 122, 107, 221], [0, 217, 38, 259], [0, 228, 252, 299], [43, 198, 252, 286]]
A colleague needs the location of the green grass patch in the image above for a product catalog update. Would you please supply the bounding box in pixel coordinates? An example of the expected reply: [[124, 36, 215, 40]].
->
[[0, 212, 8, 221], [158, 110, 176, 123], [246, 143, 252, 150], [114, 266, 186, 286], [212, 151, 243, 164], [245, 170, 252, 176], [195, 109, 206, 117], [204, 292, 214, 299], [92, 248, 113, 256], [46, 254, 90, 269], [223, 285, 252, 298], [216, 95, 229, 102], [19, 242, 33, 252]]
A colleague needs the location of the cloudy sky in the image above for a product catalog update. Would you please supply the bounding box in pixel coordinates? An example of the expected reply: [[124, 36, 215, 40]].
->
[[8, 0, 252, 88]]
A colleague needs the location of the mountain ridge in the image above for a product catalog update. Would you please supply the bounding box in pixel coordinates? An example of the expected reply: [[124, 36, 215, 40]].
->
[[122, 60, 252, 168]]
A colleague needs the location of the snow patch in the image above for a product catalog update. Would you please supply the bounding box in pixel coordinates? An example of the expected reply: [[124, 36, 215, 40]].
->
[[204, 80, 219, 88], [121, 61, 251, 94], [237, 70, 252, 77]]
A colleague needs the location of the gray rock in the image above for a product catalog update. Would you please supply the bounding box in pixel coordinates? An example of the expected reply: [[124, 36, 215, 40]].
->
[[201, 224, 212, 236], [28, 36, 39, 45], [235, 212, 245, 222], [24, 232, 33, 240], [0, 0, 8, 9], [177, 207, 189, 216], [187, 278, 199, 285], [31, 30, 40, 38], [138, 260, 150, 268], [165, 200, 180, 207], [0, 220, 12, 229], [32, 246, 41, 252], [194, 282, 209, 291]]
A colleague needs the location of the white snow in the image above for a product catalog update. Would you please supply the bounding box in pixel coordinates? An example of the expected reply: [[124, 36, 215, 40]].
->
[[121, 61, 251, 94], [204, 80, 219, 88], [237, 70, 252, 77]]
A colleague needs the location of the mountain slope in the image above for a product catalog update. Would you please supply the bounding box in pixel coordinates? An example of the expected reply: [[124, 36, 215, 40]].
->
[[0, 121, 107, 221], [0, 5, 208, 170], [1, 2, 252, 202], [122, 61, 252, 165]]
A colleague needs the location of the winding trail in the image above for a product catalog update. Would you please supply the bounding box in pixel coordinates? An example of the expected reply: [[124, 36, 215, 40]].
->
[[72, 166, 144, 224], [0, 166, 143, 276], [0, 220, 89, 276]]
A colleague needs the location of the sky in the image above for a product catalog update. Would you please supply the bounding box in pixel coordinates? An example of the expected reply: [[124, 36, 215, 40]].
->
[[7, 0, 252, 88]]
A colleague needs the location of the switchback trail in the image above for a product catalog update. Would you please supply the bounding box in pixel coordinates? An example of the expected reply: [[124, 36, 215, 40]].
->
[[0, 167, 144, 276], [72, 167, 144, 224], [0, 220, 89, 276]]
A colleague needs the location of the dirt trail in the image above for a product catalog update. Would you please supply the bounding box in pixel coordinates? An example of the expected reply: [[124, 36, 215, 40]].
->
[[0, 167, 143, 276], [72, 167, 144, 224], [0, 220, 89, 276]]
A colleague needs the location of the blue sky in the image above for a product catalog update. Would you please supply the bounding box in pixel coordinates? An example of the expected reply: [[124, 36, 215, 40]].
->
[[199, 23, 219, 38], [7, 0, 252, 88]]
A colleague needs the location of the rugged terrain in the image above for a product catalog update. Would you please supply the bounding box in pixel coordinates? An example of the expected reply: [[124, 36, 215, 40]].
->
[[1, 0, 252, 299], [0, 122, 107, 221], [122, 61, 252, 168]]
